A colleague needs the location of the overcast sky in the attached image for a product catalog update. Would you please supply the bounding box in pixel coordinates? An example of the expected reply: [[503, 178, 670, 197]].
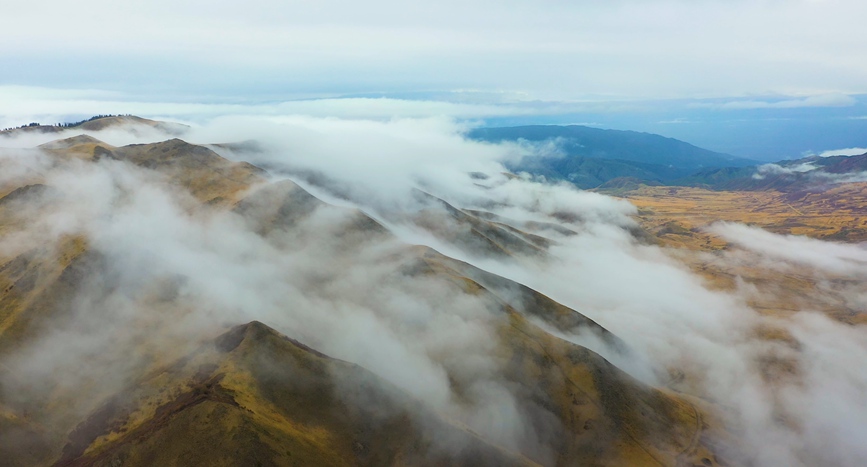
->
[[3, 0, 867, 101], [3, 0, 867, 158]]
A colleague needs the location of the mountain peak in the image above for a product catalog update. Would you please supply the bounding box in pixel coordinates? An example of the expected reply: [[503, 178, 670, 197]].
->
[[0, 115, 189, 138], [213, 320, 330, 359], [38, 134, 110, 150]]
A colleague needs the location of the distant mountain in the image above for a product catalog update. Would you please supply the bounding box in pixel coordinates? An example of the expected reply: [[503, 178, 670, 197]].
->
[[678, 152, 867, 191], [469, 125, 757, 188], [820, 152, 867, 173], [510, 153, 686, 189], [0, 115, 188, 138]]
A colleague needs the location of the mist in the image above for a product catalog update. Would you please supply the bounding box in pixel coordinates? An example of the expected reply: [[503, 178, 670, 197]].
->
[[0, 116, 865, 466], [752, 162, 818, 179], [751, 160, 867, 185]]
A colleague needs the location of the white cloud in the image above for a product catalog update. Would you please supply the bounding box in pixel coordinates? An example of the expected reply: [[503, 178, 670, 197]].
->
[[752, 161, 818, 179], [708, 222, 867, 275], [817, 147, 867, 157], [697, 93, 857, 110], [2, 115, 867, 465], [0, 86, 541, 126]]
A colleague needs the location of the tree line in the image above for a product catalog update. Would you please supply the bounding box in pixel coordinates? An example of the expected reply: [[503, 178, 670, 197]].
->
[[2, 114, 132, 132]]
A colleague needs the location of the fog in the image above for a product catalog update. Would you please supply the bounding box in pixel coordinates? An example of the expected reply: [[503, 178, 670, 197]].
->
[[752, 162, 818, 179], [0, 116, 866, 466], [709, 222, 867, 276], [817, 147, 867, 158], [752, 160, 867, 185]]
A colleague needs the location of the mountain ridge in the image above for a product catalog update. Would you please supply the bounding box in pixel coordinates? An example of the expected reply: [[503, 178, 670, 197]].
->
[[468, 125, 758, 189], [0, 116, 189, 140], [0, 133, 731, 466]]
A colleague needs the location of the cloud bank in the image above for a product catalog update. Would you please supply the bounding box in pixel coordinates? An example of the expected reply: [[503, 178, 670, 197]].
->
[[817, 147, 867, 157], [753, 161, 819, 179], [701, 93, 857, 110], [0, 116, 865, 466]]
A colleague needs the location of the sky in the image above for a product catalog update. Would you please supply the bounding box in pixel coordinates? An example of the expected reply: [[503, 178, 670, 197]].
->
[[3, 3, 867, 464], [3, 0, 867, 158]]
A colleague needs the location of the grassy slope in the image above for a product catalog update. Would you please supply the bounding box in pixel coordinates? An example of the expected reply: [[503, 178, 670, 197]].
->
[[619, 184, 867, 325], [0, 136, 730, 467]]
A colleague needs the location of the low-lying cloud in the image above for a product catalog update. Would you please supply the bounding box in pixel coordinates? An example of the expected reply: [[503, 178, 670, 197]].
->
[[816, 147, 867, 158], [708, 222, 867, 276], [697, 93, 857, 110], [752, 160, 867, 184], [0, 115, 866, 466], [753, 161, 818, 179]]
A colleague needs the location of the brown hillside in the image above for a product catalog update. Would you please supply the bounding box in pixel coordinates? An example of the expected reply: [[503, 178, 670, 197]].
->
[[0, 136, 732, 467]]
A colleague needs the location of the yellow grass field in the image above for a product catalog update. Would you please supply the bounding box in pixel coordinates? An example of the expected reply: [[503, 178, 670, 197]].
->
[[617, 184, 867, 325]]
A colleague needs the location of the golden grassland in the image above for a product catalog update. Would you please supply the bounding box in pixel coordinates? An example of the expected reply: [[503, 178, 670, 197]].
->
[[618, 184, 867, 326], [623, 184, 867, 247]]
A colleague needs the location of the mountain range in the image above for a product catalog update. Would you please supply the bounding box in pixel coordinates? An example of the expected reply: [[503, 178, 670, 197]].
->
[[469, 125, 867, 192], [469, 125, 758, 188], [676, 152, 867, 191], [0, 117, 730, 466], [0, 116, 865, 466]]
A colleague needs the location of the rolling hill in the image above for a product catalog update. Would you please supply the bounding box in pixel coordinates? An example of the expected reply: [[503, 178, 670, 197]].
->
[[0, 131, 729, 466], [1, 116, 865, 466], [0, 115, 189, 140]]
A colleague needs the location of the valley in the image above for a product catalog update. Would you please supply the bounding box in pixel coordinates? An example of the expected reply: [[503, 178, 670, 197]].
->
[[617, 184, 867, 326]]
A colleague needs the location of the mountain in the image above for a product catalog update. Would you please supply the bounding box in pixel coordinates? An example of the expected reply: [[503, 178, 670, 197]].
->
[[0, 132, 730, 466], [49, 321, 535, 467], [0, 115, 189, 139], [468, 125, 757, 188], [468, 125, 867, 192], [822, 152, 867, 173], [4, 117, 865, 466], [508, 155, 682, 189], [677, 152, 867, 191]]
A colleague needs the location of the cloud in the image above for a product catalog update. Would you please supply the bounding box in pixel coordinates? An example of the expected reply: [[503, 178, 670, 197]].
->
[[708, 222, 867, 275], [697, 93, 857, 110], [0, 147, 547, 456], [224, 117, 867, 466], [204, 117, 867, 465], [1, 116, 867, 465], [752, 161, 818, 179], [0, 86, 551, 127], [750, 159, 867, 184], [816, 147, 867, 157]]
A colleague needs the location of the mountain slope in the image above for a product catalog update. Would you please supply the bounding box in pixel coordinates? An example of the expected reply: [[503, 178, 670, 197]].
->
[[52, 321, 537, 467], [469, 125, 756, 188], [676, 152, 867, 191], [470, 126, 752, 168], [0, 116, 188, 139], [510, 155, 681, 189], [0, 133, 731, 466]]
